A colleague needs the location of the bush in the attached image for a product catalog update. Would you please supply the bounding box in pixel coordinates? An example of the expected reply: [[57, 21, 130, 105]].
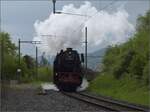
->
[[37, 67, 53, 82], [142, 63, 149, 85]]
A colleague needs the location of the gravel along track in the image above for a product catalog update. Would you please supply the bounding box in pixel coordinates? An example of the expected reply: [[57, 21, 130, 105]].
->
[[1, 86, 107, 111], [62, 92, 149, 112]]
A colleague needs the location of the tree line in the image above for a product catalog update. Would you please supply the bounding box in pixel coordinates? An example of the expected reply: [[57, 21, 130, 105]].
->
[[102, 10, 150, 85], [0, 34, 52, 82]]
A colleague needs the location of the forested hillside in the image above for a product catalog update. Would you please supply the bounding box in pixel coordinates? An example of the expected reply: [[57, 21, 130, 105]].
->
[[89, 10, 150, 106]]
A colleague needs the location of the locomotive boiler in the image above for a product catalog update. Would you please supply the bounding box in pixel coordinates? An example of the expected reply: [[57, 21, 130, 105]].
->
[[53, 48, 84, 91]]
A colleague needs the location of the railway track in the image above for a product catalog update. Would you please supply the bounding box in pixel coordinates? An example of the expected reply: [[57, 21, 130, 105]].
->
[[62, 92, 149, 111]]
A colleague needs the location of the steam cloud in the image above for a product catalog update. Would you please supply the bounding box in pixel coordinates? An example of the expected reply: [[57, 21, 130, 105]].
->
[[41, 78, 89, 92], [77, 78, 89, 92], [33, 2, 135, 55], [41, 83, 59, 91]]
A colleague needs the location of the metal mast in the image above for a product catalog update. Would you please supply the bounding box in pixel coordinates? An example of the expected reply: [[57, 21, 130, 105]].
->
[[85, 27, 87, 74], [53, 0, 56, 14]]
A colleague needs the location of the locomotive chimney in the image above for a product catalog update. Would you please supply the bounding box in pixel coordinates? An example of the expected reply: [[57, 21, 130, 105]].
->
[[66, 48, 72, 51]]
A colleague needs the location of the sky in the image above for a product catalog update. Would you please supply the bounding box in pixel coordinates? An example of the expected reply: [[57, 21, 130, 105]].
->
[[1, 0, 150, 56]]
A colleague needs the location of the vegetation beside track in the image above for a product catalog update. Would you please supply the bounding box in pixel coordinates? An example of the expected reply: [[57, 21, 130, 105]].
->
[[21, 66, 53, 83], [88, 10, 150, 106], [88, 74, 149, 106], [0, 32, 52, 83]]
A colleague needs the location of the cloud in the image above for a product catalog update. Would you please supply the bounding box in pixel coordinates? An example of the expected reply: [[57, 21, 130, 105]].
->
[[33, 1, 135, 55]]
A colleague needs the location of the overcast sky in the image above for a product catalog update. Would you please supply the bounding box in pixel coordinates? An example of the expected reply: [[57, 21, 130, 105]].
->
[[1, 0, 150, 56]]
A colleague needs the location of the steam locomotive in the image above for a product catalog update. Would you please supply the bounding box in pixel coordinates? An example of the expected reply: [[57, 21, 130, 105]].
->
[[53, 48, 84, 91]]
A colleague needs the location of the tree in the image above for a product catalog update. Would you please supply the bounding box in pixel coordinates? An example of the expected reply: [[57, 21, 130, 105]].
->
[[136, 10, 150, 32], [40, 52, 49, 66], [0, 32, 17, 56], [102, 10, 149, 84], [23, 55, 35, 69], [0, 32, 18, 79]]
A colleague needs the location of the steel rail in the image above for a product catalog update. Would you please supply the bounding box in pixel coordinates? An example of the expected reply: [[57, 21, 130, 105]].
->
[[78, 93, 149, 112], [62, 92, 149, 112], [62, 92, 116, 111]]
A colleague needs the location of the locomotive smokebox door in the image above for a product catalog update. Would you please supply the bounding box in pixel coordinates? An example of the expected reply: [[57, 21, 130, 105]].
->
[[81, 53, 84, 63]]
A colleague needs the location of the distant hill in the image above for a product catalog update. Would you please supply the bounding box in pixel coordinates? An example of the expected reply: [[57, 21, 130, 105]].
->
[[87, 48, 106, 71]]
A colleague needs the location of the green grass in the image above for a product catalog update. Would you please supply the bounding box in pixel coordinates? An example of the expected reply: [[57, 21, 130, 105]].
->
[[88, 74, 150, 106], [37, 67, 53, 82], [20, 66, 53, 84]]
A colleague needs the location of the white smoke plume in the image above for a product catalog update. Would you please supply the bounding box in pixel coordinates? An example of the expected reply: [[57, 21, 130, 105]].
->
[[77, 78, 89, 92], [41, 83, 59, 91], [41, 79, 89, 92], [33, 1, 135, 55]]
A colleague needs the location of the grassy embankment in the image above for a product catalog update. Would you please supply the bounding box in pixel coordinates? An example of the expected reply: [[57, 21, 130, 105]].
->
[[88, 74, 149, 106], [88, 10, 150, 106]]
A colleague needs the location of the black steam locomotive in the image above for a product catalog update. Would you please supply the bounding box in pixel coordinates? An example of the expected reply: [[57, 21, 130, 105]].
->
[[53, 48, 84, 91]]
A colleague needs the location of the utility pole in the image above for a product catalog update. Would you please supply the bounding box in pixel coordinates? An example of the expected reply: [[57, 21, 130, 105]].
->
[[17, 38, 21, 82], [52, 0, 56, 14], [18, 40, 41, 81], [85, 27, 87, 75], [1, 38, 4, 80], [36, 46, 38, 79], [18, 38, 21, 66]]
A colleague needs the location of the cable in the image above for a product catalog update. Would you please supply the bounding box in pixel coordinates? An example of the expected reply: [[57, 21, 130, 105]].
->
[[56, 11, 91, 17], [71, 0, 119, 35], [39, 1, 118, 40], [99, 0, 118, 11], [87, 56, 104, 58]]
